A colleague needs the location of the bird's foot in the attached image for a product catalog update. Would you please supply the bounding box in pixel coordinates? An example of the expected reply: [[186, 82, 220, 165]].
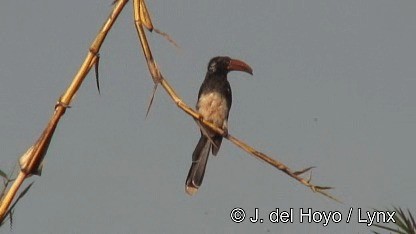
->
[[222, 128, 229, 137], [196, 113, 204, 123]]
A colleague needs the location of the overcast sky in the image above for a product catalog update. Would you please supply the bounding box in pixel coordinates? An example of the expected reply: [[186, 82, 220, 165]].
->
[[1, 0, 415, 233]]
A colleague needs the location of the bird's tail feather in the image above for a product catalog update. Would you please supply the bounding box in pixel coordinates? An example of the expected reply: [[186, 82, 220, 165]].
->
[[185, 135, 211, 196], [211, 136, 223, 156]]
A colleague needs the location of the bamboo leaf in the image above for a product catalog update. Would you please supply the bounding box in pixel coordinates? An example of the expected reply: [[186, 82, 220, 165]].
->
[[95, 53, 101, 95], [139, 0, 153, 31], [0, 170, 8, 180]]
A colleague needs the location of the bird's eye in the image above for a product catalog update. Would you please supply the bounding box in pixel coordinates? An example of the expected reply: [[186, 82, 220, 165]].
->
[[208, 62, 216, 72]]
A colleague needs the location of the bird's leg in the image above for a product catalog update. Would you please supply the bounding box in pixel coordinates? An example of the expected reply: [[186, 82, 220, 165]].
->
[[222, 119, 229, 137], [222, 128, 229, 137]]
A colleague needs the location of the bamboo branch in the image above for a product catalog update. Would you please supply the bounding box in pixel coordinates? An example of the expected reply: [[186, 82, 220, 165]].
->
[[133, 0, 339, 202], [0, 0, 129, 221]]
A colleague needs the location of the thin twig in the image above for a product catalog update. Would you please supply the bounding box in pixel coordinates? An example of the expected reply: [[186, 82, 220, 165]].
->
[[154, 28, 180, 49]]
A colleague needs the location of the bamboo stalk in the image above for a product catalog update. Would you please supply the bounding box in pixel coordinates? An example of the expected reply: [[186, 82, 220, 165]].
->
[[0, 0, 129, 221]]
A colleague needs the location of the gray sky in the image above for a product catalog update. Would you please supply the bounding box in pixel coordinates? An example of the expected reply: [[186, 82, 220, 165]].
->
[[1, 0, 415, 233]]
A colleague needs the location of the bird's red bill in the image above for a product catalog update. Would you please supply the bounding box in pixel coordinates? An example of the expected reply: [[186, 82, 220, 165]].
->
[[228, 59, 253, 75]]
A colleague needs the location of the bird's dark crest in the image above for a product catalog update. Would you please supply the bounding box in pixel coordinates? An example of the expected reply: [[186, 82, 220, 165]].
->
[[207, 56, 231, 74]]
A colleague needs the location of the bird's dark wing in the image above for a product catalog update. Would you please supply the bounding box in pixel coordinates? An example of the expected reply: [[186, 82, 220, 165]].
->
[[211, 81, 231, 156]]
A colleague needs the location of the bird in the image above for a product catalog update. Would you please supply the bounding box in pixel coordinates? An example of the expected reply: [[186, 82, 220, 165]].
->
[[185, 56, 253, 196]]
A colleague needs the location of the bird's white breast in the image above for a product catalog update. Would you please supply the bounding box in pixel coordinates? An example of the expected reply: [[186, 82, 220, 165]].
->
[[197, 92, 228, 130]]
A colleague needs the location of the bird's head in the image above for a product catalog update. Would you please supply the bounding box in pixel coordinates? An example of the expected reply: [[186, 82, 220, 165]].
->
[[207, 56, 253, 76]]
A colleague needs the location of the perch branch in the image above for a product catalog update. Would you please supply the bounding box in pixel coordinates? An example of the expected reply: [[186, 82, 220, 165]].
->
[[133, 0, 339, 202]]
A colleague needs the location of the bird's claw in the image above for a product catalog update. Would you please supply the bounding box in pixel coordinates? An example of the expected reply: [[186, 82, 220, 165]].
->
[[197, 114, 204, 123], [222, 128, 229, 137]]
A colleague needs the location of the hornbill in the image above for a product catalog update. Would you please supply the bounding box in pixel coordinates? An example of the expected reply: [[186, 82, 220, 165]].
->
[[186, 56, 253, 195]]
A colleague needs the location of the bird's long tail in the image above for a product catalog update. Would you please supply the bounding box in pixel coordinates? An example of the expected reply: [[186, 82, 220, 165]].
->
[[185, 135, 211, 196]]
